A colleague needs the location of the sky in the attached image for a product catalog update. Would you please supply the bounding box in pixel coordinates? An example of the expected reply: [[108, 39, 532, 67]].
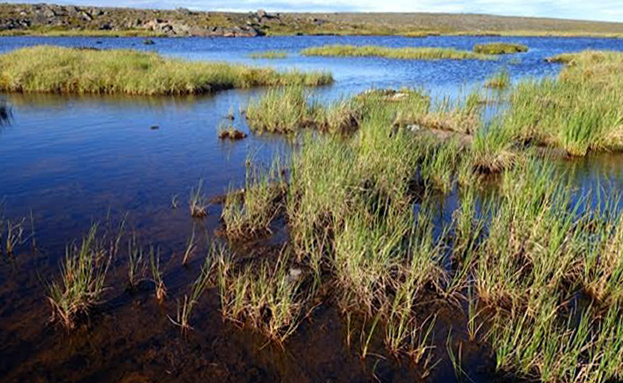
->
[[8, 0, 623, 22]]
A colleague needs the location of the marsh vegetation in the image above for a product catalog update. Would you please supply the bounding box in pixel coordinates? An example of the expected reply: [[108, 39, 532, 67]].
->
[[301, 44, 496, 60], [0, 46, 332, 96]]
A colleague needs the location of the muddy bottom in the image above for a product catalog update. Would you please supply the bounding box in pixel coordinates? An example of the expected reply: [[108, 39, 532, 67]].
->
[[0, 238, 527, 383]]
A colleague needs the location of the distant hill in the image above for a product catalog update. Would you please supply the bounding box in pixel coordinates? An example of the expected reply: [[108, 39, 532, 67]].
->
[[1, 3, 622, 37]]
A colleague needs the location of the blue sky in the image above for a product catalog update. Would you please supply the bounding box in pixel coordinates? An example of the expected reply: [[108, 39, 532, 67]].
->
[[10, 0, 623, 22]]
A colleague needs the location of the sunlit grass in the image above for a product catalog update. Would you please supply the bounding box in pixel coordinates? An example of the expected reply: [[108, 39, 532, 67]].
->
[[301, 45, 496, 61], [503, 51, 623, 156], [0, 46, 333, 96]]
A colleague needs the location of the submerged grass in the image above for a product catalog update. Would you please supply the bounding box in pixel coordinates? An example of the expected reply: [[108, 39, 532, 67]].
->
[[301, 45, 496, 61], [171, 256, 212, 334], [126, 234, 145, 290], [149, 247, 167, 304], [0, 46, 332, 96]]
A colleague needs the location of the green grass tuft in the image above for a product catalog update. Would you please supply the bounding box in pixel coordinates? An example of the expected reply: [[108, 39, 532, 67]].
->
[[485, 68, 511, 89], [46, 224, 113, 329], [474, 42, 528, 55]]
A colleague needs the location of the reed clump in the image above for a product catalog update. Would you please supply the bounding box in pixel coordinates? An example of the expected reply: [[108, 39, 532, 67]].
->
[[470, 123, 517, 173], [485, 69, 511, 89], [46, 224, 119, 329], [301, 44, 496, 61], [221, 161, 286, 240], [245, 86, 323, 134], [0, 46, 333, 96], [189, 180, 209, 218], [217, 248, 306, 344], [473, 42, 528, 55], [1, 218, 26, 256]]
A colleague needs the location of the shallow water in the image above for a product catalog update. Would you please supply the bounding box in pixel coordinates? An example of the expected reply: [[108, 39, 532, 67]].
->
[[1, 35, 623, 383]]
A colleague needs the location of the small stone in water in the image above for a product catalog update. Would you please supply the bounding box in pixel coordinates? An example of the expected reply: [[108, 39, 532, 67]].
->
[[288, 268, 303, 282]]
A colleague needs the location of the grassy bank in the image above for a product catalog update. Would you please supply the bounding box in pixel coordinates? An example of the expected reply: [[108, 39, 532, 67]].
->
[[502, 50, 623, 156], [301, 45, 496, 61], [0, 46, 332, 96]]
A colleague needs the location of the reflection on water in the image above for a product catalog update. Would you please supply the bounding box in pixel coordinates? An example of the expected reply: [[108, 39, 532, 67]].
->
[[0, 35, 623, 383], [0, 98, 11, 127]]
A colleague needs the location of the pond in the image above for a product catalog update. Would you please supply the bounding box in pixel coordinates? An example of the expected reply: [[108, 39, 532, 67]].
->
[[1, 35, 623, 383]]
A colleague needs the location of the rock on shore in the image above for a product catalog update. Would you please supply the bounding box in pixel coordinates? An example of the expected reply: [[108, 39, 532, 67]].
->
[[0, 3, 283, 37]]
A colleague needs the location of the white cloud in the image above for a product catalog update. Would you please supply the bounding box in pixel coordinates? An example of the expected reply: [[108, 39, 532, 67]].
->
[[8, 0, 623, 22]]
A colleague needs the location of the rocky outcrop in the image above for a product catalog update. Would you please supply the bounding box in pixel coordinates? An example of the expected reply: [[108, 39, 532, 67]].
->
[[0, 3, 273, 37]]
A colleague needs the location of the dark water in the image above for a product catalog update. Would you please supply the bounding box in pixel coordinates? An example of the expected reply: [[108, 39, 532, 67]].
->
[[1, 35, 623, 383]]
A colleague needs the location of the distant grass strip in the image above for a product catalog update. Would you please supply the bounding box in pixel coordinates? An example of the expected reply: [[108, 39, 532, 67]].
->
[[248, 51, 288, 59], [474, 42, 528, 55], [301, 44, 496, 61], [0, 28, 166, 37], [0, 46, 332, 96]]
